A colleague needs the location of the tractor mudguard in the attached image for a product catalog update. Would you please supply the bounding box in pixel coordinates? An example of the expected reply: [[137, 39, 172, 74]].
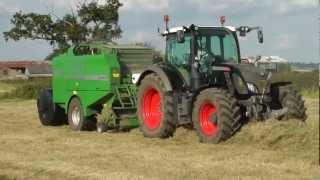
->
[[137, 65, 185, 92], [270, 82, 292, 88]]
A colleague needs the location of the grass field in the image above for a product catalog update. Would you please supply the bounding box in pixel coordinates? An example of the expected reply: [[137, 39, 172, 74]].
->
[[0, 98, 319, 180], [0, 82, 14, 94]]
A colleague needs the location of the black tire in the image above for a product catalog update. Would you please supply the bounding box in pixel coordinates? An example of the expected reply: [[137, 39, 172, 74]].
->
[[192, 88, 242, 143], [67, 97, 96, 131], [278, 87, 307, 121], [137, 73, 176, 138], [37, 89, 66, 126]]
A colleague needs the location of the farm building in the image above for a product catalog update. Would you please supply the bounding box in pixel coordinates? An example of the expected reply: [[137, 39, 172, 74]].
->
[[0, 61, 52, 79], [242, 56, 291, 73]]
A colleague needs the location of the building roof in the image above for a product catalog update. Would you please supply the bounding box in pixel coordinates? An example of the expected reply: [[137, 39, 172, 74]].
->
[[0, 61, 50, 69], [260, 56, 288, 63], [26, 64, 52, 75], [243, 56, 289, 64]]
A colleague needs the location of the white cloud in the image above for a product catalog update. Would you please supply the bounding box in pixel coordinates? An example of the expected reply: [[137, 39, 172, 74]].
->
[[187, 0, 257, 12], [120, 0, 169, 12], [130, 31, 149, 42], [275, 34, 298, 49], [187, 0, 317, 15], [39, 0, 170, 13], [38, 0, 318, 15], [275, 0, 318, 14], [0, 2, 21, 15], [39, 0, 79, 9]]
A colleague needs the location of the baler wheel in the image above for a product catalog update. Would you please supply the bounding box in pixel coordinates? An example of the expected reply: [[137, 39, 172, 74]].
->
[[67, 97, 96, 131], [192, 88, 242, 143], [137, 73, 176, 138], [37, 89, 66, 126]]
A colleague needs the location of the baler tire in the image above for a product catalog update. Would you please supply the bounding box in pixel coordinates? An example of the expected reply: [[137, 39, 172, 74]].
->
[[137, 73, 176, 138], [192, 88, 242, 143], [279, 88, 307, 121], [67, 97, 95, 131], [37, 89, 66, 126]]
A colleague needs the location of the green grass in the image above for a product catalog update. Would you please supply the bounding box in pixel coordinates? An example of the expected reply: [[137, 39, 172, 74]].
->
[[0, 82, 15, 94], [0, 79, 51, 99], [272, 70, 319, 94], [302, 89, 319, 99]]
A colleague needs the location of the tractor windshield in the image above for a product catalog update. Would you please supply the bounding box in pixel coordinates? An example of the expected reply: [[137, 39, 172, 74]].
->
[[166, 28, 239, 68], [197, 30, 239, 64]]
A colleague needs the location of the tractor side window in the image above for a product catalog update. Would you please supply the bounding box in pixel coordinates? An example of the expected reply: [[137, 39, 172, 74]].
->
[[210, 36, 222, 56], [166, 35, 191, 66], [74, 46, 91, 56], [91, 48, 101, 55], [223, 34, 239, 62], [73, 46, 101, 56]]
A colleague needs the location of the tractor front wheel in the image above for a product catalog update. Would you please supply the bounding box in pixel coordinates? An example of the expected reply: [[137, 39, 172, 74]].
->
[[278, 88, 307, 121], [192, 88, 242, 143], [137, 73, 176, 138]]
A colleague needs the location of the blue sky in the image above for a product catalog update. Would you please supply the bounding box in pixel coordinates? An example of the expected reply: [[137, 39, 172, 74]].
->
[[0, 0, 318, 62]]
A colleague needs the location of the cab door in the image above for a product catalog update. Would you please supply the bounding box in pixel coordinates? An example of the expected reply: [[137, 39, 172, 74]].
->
[[166, 34, 192, 87]]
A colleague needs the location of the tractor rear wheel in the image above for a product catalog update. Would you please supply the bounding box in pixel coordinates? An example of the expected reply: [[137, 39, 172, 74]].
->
[[37, 89, 66, 126], [192, 88, 242, 143], [278, 88, 307, 121], [137, 73, 176, 138]]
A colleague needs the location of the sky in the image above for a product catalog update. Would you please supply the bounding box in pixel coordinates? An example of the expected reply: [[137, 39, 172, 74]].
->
[[0, 0, 318, 63]]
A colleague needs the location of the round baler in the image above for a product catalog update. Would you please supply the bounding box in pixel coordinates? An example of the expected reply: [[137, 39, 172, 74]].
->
[[38, 42, 155, 131]]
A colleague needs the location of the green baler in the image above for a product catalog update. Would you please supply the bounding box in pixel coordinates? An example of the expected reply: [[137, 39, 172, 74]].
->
[[37, 42, 154, 131]]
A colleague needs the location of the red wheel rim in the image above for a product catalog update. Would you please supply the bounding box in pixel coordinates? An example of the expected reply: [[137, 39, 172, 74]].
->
[[142, 87, 162, 130], [199, 102, 218, 136]]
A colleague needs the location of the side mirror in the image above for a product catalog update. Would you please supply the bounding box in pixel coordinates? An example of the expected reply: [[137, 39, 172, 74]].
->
[[258, 29, 263, 43], [176, 30, 185, 43]]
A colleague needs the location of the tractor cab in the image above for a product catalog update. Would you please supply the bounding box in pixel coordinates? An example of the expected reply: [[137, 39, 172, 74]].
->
[[164, 26, 240, 66], [161, 23, 264, 93], [163, 23, 263, 66]]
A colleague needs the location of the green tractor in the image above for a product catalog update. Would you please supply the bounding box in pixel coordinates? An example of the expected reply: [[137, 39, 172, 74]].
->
[[37, 20, 306, 143]]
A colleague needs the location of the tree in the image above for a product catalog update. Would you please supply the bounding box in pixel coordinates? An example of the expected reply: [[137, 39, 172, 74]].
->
[[3, 0, 122, 60]]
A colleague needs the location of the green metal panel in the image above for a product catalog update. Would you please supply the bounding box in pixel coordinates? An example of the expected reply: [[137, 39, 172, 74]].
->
[[52, 42, 153, 129], [52, 45, 121, 112]]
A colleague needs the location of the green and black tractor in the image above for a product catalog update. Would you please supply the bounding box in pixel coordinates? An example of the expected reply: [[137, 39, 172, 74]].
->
[[135, 24, 306, 143], [37, 20, 306, 143]]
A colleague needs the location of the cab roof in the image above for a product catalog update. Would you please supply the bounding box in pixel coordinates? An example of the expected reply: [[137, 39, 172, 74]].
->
[[163, 26, 236, 35]]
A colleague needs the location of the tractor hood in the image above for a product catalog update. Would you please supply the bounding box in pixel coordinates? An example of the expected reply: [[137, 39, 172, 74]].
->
[[227, 64, 268, 83], [225, 63, 269, 93]]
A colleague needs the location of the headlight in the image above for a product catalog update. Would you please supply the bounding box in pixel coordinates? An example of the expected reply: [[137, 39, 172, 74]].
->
[[111, 68, 120, 84], [247, 83, 258, 93]]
